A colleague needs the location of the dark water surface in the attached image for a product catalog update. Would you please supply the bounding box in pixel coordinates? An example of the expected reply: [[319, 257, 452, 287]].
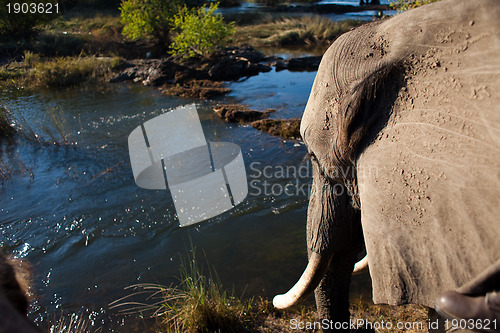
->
[[0, 69, 371, 330]]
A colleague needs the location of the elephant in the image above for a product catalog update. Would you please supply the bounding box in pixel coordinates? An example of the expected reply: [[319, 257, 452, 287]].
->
[[273, 0, 500, 330]]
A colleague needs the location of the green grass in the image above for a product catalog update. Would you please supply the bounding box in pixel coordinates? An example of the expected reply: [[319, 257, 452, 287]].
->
[[233, 16, 363, 49]]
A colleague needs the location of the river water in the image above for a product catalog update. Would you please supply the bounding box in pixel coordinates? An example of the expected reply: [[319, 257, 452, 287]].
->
[[0, 68, 371, 330], [219, 0, 396, 22]]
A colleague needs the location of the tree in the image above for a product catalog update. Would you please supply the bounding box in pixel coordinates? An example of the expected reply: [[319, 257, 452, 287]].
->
[[169, 3, 234, 58], [119, 0, 181, 42]]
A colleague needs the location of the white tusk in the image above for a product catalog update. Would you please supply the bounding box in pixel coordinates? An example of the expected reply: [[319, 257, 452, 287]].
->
[[352, 255, 368, 275], [273, 252, 332, 309]]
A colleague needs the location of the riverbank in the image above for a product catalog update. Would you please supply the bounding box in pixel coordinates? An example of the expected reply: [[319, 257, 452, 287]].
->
[[104, 253, 427, 333]]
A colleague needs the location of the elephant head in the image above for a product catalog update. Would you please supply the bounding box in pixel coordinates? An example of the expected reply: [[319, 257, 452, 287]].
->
[[274, 0, 500, 328]]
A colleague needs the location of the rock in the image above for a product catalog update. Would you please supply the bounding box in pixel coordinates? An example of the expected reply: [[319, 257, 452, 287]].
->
[[251, 118, 301, 139], [209, 57, 253, 81], [110, 46, 272, 86], [213, 104, 274, 123], [162, 80, 231, 99], [109, 66, 139, 83], [287, 56, 322, 71], [109, 59, 167, 85], [256, 63, 273, 73], [275, 58, 288, 70], [223, 46, 266, 63], [144, 70, 169, 86]]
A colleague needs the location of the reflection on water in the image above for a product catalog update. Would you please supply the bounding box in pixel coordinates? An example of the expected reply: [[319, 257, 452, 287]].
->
[[226, 69, 317, 118], [0, 71, 371, 330]]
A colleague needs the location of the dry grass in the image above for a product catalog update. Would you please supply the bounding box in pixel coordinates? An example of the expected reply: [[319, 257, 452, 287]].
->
[[48, 14, 122, 36], [49, 313, 93, 333], [233, 16, 363, 48], [30, 55, 115, 87], [390, 0, 441, 12], [0, 51, 121, 88], [351, 297, 428, 332]]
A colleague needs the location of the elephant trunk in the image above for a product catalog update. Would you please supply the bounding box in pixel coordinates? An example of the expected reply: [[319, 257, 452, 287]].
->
[[273, 251, 333, 309]]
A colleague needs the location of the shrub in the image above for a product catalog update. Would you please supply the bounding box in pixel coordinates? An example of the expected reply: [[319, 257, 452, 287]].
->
[[390, 0, 441, 11], [169, 3, 234, 58], [119, 0, 180, 41]]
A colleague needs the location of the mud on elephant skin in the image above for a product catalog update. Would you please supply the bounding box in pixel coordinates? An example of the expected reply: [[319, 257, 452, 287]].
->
[[273, 0, 500, 330]]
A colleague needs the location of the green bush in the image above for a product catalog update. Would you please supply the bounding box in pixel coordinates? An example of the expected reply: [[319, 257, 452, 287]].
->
[[169, 3, 234, 58], [119, 0, 180, 41], [390, 0, 441, 11]]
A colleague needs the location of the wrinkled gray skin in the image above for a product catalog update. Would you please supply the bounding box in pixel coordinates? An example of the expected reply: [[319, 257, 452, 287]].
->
[[278, 0, 500, 330]]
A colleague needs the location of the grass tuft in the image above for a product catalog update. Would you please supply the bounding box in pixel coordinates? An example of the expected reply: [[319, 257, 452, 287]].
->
[[49, 313, 93, 333], [0, 52, 116, 88], [111, 252, 251, 332], [30, 56, 113, 88]]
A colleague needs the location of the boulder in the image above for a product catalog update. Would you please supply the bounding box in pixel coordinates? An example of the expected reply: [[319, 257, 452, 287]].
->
[[251, 118, 301, 139], [162, 80, 231, 99], [213, 104, 274, 123], [287, 56, 321, 71], [109, 66, 139, 83], [209, 56, 264, 81]]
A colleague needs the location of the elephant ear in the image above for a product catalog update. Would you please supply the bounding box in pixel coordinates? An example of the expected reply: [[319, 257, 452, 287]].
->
[[300, 18, 409, 181], [336, 64, 400, 168], [354, 0, 500, 307]]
